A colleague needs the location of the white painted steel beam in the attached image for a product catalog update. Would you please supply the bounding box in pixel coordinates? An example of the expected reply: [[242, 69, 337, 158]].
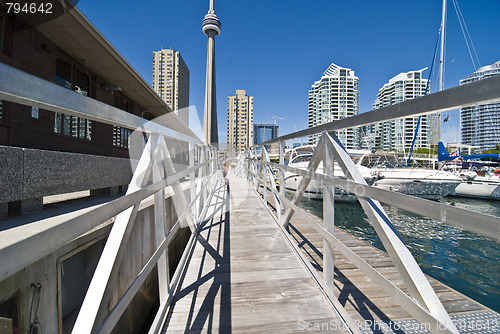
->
[[0, 62, 201, 144], [73, 135, 158, 334], [322, 133, 335, 292], [281, 136, 326, 228], [259, 160, 500, 241], [323, 133, 458, 334]]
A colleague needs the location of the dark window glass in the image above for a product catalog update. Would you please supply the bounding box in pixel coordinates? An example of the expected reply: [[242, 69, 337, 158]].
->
[[75, 69, 89, 96], [113, 125, 130, 148], [112, 94, 131, 147], [0, 15, 4, 54], [56, 59, 72, 88], [54, 61, 92, 140]]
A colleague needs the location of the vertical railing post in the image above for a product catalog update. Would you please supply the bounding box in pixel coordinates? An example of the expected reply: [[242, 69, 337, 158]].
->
[[278, 141, 285, 219], [152, 153, 170, 305], [188, 143, 197, 223], [196, 146, 205, 220], [322, 132, 335, 292], [202, 147, 209, 209], [246, 149, 251, 182], [261, 146, 268, 204]]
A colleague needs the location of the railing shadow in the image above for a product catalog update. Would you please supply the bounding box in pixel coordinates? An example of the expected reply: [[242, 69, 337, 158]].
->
[[285, 218, 406, 334], [164, 178, 231, 333]]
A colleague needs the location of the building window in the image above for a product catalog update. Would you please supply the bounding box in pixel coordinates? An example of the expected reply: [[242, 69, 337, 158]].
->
[[0, 14, 4, 54], [57, 237, 106, 334], [113, 126, 131, 148], [54, 59, 92, 140], [0, 293, 20, 332], [113, 94, 131, 148], [55, 58, 72, 89], [54, 113, 92, 140]]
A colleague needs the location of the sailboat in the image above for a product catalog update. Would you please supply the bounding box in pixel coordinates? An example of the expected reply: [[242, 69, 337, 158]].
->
[[435, 1, 500, 200]]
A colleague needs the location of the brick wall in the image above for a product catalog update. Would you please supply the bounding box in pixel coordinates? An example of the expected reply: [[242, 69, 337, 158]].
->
[[0, 7, 143, 158]]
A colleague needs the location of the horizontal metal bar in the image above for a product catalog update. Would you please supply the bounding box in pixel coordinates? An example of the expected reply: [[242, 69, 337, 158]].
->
[[269, 186, 452, 332], [149, 232, 197, 334], [98, 221, 182, 333], [0, 62, 202, 144], [249, 180, 360, 334], [260, 74, 500, 144], [78, 162, 212, 333], [0, 160, 212, 281], [152, 178, 224, 334], [254, 159, 500, 241]]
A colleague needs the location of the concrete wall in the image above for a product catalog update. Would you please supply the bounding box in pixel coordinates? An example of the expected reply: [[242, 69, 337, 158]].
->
[[0, 185, 192, 334], [0, 146, 133, 218]]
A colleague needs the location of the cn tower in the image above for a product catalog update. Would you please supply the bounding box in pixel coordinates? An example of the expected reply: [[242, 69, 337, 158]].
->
[[202, 0, 221, 147]]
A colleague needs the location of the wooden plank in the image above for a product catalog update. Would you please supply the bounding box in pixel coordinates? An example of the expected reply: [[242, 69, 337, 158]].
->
[[278, 196, 490, 323], [161, 177, 351, 333], [162, 179, 495, 333]]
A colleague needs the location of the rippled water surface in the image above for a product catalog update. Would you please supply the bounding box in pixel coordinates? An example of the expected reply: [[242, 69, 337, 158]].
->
[[297, 195, 500, 313]]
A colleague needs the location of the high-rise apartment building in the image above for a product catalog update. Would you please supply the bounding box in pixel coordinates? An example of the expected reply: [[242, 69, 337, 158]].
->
[[152, 48, 190, 124], [460, 60, 500, 150], [227, 90, 254, 153], [367, 69, 432, 152], [308, 63, 359, 148]]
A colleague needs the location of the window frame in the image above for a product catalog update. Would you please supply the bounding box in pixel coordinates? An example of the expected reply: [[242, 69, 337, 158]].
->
[[54, 58, 93, 141]]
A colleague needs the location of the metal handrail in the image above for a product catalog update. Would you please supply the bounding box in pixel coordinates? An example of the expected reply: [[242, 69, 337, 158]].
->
[[244, 138, 460, 333], [237, 76, 500, 334], [0, 61, 223, 333], [72, 136, 221, 334]]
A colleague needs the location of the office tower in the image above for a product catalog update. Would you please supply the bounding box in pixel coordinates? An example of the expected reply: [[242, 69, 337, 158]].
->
[[227, 90, 254, 153], [460, 61, 500, 150], [369, 69, 431, 152], [152, 48, 190, 123], [202, 0, 221, 146], [254, 123, 278, 145], [308, 63, 359, 148]]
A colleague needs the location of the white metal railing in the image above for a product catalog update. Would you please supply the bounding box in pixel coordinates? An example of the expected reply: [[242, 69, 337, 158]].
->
[[242, 75, 500, 334], [73, 134, 221, 334], [0, 62, 222, 333]]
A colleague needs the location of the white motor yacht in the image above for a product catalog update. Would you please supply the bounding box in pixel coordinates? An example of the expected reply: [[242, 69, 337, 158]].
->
[[353, 152, 461, 200], [444, 165, 500, 200], [283, 146, 379, 202]]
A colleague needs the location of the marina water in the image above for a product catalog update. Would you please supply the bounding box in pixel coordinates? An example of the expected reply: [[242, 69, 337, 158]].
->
[[297, 195, 500, 313]]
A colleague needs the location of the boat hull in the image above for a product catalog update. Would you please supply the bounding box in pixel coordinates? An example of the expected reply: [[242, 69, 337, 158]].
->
[[284, 175, 362, 203], [452, 178, 500, 200], [373, 178, 460, 200]]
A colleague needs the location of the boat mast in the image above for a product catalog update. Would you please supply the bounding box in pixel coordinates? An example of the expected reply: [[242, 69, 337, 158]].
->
[[407, 1, 446, 167], [439, 0, 447, 92]]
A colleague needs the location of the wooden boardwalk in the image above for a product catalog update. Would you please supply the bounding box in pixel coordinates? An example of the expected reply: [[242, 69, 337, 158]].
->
[[162, 176, 350, 333], [275, 195, 500, 333], [162, 175, 500, 333]]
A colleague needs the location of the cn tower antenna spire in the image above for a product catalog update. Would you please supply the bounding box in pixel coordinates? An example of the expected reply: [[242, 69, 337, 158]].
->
[[202, 0, 221, 147]]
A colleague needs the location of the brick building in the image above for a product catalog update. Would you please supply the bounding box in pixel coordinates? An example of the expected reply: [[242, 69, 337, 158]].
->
[[0, 3, 193, 158]]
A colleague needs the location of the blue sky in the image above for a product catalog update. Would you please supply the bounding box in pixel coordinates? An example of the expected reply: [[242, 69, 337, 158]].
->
[[77, 0, 500, 146]]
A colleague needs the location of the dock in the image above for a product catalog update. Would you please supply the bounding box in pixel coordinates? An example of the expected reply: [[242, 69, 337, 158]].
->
[[161, 173, 500, 333], [163, 176, 351, 332], [284, 203, 499, 333]]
